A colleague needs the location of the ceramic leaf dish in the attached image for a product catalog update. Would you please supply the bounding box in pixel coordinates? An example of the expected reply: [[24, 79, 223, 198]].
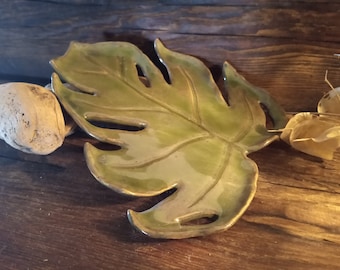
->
[[50, 39, 289, 239]]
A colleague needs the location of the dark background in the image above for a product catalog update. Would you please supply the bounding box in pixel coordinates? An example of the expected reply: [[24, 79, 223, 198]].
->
[[0, 1, 340, 269]]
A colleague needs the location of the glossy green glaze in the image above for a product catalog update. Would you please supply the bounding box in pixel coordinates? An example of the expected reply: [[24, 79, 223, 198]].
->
[[51, 39, 286, 239]]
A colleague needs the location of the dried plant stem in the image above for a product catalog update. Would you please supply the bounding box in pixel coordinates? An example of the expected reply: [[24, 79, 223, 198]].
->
[[324, 70, 334, 90]]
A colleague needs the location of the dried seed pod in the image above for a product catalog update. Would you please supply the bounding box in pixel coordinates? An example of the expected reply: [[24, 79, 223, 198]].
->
[[0, 82, 66, 155], [280, 112, 340, 160], [317, 87, 340, 114]]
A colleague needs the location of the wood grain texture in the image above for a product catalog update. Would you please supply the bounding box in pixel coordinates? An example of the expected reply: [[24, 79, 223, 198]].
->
[[1, 0, 340, 111], [0, 1, 340, 269]]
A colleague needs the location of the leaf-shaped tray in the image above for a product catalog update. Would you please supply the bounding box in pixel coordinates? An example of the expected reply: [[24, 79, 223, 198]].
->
[[50, 39, 286, 239]]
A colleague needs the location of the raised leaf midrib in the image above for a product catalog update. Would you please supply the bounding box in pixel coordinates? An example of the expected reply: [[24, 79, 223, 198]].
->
[[181, 67, 202, 125], [188, 141, 231, 208], [109, 133, 212, 169]]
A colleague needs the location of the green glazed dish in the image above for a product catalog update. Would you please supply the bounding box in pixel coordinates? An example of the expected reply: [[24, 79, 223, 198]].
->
[[50, 39, 286, 239]]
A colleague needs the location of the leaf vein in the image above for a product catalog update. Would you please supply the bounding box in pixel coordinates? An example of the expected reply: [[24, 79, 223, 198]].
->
[[232, 96, 255, 143], [110, 134, 212, 169], [188, 141, 231, 207], [181, 67, 202, 124]]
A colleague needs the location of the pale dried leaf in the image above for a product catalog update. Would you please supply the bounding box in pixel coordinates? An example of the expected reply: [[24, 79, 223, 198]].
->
[[280, 113, 340, 160]]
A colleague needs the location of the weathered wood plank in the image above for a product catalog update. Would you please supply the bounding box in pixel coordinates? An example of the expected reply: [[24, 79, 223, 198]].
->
[[1, 30, 340, 111], [1, 1, 339, 114], [249, 145, 340, 244], [2, 1, 339, 42], [0, 136, 339, 270], [28, 0, 339, 6], [160, 0, 335, 5], [141, 34, 340, 112], [1, 1, 340, 270], [0, 1, 339, 79]]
